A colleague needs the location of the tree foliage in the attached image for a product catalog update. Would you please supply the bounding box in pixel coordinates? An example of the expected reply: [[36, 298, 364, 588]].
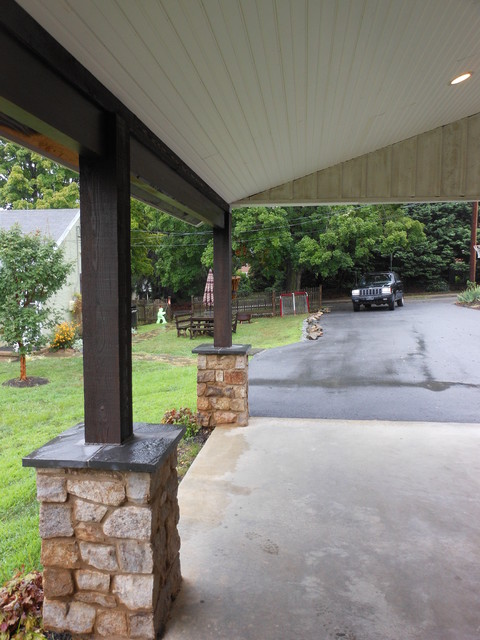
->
[[0, 138, 79, 209], [394, 202, 472, 291], [0, 225, 72, 380], [152, 213, 210, 297], [296, 205, 425, 286], [130, 202, 471, 298], [130, 203, 212, 299], [232, 207, 292, 289], [1, 137, 473, 299], [232, 206, 327, 291], [130, 200, 165, 295]]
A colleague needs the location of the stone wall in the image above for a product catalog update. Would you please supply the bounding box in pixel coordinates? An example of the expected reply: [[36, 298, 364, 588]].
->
[[38, 451, 181, 639], [196, 352, 249, 427]]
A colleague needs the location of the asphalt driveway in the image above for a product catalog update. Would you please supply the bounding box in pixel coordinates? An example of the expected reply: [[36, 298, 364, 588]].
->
[[249, 297, 480, 422]]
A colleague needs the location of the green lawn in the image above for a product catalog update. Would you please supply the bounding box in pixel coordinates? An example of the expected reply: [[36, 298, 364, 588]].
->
[[133, 312, 308, 355], [0, 313, 307, 584]]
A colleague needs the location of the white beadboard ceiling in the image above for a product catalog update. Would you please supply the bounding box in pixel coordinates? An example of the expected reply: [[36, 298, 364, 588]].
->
[[16, 0, 480, 205]]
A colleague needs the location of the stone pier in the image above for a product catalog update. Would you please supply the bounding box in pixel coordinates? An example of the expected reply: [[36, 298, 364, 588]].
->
[[23, 423, 185, 639], [193, 344, 250, 428]]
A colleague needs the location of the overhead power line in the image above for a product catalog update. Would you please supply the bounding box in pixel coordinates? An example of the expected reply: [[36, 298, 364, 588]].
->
[[130, 207, 408, 248]]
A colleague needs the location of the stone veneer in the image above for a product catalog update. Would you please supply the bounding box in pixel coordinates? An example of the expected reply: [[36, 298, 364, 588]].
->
[[193, 344, 250, 427], [23, 423, 184, 640]]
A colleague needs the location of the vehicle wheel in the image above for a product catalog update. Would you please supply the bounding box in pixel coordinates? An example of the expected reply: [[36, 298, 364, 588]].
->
[[397, 296, 404, 307], [388, 297, 395, 310], [353, 302, 360, 312]]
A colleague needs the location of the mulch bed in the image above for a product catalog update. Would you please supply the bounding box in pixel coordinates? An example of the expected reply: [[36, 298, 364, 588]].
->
[[456, 302, 480, 310], [177, 427, 212, 482], [43, 348, 78, 357], [2, 376, 49, 387]]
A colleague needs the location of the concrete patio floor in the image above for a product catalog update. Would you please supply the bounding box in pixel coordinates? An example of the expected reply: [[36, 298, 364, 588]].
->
[[165, 418, 480, 640]]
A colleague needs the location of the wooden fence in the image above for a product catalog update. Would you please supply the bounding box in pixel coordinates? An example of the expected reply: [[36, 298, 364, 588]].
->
[[192, 286, 323, 317], [133, 287, 323, 326], [134, 299, 172, 325]]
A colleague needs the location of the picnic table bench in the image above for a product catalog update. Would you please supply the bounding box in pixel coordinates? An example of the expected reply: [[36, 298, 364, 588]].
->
[[174, 311, 193, 337]]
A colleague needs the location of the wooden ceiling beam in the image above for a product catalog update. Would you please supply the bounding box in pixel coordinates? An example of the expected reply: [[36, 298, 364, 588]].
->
[[0, 114, 79, 172]]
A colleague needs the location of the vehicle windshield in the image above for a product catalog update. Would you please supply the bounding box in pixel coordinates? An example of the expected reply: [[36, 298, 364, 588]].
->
[[359, 272, 392, 286]]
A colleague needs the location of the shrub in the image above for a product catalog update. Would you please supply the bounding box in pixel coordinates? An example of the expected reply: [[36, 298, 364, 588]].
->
[[162, 407, 200, 439], [50, 321, 78, 350], [0, 570, 44, 639], [0, 225, 73, 381], [457, 282, 480, 305], [71, 293, 82, 336], [425, 279, 450, 292], [72, 338, 83, 353]]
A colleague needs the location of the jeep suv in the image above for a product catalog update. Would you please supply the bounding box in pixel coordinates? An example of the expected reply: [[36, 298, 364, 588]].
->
[[351, 272, 403, 311]]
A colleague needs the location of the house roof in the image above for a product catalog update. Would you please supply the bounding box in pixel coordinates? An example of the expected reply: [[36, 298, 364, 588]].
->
[[0, 209, 80, 245], [14, 0, 480, 206]]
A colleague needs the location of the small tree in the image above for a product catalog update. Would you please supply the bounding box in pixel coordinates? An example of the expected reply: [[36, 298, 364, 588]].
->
[[0, 225, 72, 382]]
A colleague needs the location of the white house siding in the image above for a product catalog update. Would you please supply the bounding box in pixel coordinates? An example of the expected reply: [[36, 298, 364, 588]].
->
[[51, 221, 81, 323], [0, 208, 81, 325]]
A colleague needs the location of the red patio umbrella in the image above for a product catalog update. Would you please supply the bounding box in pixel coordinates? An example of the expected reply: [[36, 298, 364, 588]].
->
[[203, 268, 214, 309]]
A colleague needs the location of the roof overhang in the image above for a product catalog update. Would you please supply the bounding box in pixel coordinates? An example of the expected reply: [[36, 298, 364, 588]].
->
[[0, 0, 229, 227], [3, 1, 480, 211], [235, 112, 480, 206], [9, 0, 480, 208]]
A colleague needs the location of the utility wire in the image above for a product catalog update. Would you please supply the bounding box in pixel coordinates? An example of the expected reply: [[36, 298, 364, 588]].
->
[[130, 208, 407, 249], [132, 207, 404, 240]]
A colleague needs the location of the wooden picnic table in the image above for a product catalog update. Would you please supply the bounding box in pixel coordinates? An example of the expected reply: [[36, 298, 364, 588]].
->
[[188, 313, 238, 339]]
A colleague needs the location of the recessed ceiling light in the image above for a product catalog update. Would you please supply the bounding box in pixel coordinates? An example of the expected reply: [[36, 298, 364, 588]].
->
[[450, 72, 472, 85]]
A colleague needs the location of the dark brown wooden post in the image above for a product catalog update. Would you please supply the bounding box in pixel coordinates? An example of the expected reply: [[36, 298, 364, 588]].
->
[[79, 114, 133, 444], [213, 210, 232, 348]]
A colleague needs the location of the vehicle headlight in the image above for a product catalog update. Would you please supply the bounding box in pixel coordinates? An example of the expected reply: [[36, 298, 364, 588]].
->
[[382, 286, 392, 294], [352, 289, 360, 296]]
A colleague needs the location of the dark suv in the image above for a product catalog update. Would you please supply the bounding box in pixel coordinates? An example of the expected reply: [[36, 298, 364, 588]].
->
[[351, 272, 403, 311]]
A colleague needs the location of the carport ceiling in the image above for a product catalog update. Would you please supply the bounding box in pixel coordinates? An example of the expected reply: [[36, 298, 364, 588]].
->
[[15, 0, 480, 206]]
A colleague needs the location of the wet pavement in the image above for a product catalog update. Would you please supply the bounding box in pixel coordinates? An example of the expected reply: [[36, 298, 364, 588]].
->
[[249, 297, 480, 422]]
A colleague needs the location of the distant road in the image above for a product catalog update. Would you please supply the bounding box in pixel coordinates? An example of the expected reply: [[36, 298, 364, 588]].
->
[[249, 297, 480, 422]]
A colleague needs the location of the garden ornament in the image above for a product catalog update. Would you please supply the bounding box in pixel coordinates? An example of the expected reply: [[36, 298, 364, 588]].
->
[[156, 307, 167, 324]]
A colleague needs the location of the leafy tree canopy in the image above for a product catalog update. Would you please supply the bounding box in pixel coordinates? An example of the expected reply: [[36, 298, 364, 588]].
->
[[233, 207, 291, 287], [1, 137, 474, 298], [296, 205, 425, 286], [151, 212, 211, 297], [0, 139, 79, 209], [232, 206, 327, 291], [0, 225, 73, 380], [395, 202, 472, 291], [130, 200, 166, 295]]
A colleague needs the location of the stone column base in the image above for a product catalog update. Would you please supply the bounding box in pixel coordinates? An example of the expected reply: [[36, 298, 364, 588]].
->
[[23, 423, 185, 639], [193, 344, 250, 427]]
